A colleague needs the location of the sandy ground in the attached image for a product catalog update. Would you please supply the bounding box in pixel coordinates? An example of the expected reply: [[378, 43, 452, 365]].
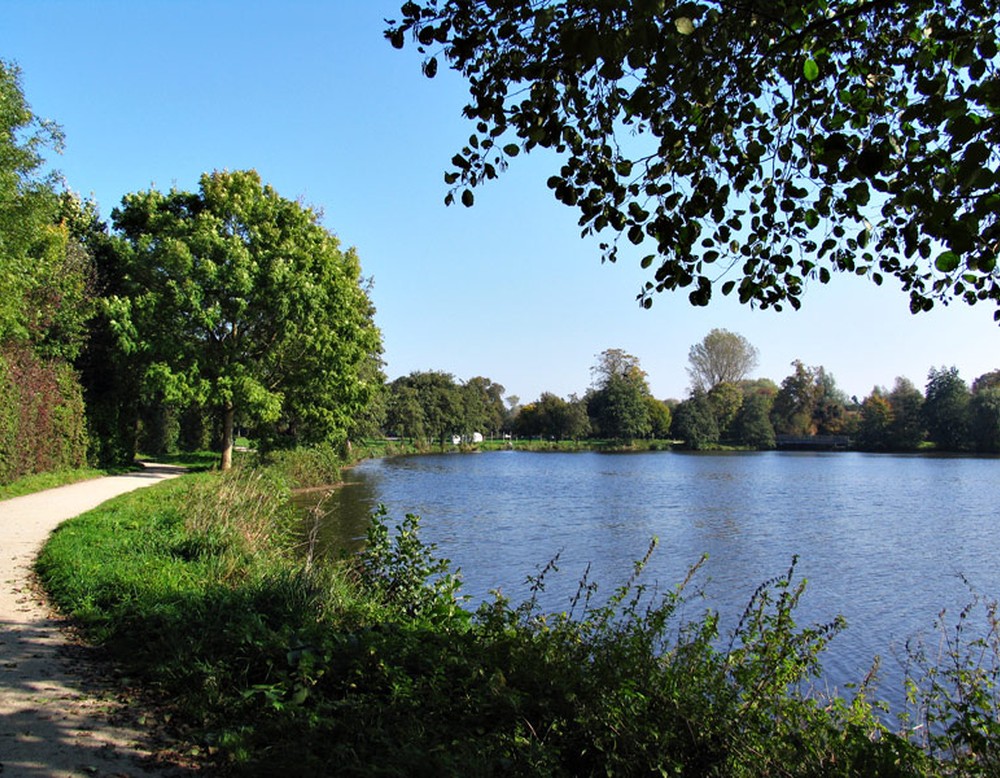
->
[[0, 464, 198, 777]]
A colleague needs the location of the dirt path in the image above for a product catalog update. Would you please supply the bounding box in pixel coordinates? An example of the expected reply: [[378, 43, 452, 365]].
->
[[0, 464, 196, 777]]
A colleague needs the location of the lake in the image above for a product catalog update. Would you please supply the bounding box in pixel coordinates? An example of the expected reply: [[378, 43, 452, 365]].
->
[[307, 449, 1000, 712]]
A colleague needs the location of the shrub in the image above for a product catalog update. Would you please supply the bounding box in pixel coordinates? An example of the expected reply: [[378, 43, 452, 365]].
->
[[0, 342, 88, 483]]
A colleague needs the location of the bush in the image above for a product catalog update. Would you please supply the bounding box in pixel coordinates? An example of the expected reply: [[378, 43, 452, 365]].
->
[[0, 343, 87, 484]]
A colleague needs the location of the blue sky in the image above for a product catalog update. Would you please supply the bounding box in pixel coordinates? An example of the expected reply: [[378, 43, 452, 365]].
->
[[6, 1, 1000, 403]]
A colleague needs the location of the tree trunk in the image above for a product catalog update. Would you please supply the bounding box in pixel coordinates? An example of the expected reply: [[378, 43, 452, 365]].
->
[[221, 404, 235, 471]]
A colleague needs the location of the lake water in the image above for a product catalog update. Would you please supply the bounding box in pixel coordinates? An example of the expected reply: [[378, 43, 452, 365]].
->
[[308, 449, 1000, 711]]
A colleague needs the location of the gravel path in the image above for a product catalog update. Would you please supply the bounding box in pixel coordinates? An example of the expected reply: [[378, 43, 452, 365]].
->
[[0, 464, 196, 777]]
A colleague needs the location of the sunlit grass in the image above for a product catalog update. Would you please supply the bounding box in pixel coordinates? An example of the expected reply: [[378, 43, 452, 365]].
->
[[0, 467, 119, 501]]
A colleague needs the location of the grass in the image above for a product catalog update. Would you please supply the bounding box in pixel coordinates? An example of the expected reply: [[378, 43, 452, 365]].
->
[[0, 466, 122, 500], [34, 454, 1000, 776]]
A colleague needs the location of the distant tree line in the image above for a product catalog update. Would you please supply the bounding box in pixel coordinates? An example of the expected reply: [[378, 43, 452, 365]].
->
[[383, 332, 1000, 455]]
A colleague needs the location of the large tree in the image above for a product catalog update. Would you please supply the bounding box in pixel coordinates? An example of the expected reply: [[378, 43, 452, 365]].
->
[[886, 376, 925, 450], [923, 366, 971, 451], [687, 329, 759, 393], [588, 348, 653, 441], [0, 61, 92, 362], [388, 2, 1000, 315], [109, 170, 383, 469]]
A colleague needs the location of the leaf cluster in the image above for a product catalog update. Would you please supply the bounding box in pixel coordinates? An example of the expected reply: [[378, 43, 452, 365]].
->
[[388, 1, 1000, 316]]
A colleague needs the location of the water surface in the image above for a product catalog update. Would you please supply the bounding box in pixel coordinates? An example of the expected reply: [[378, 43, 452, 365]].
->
[[309, 449, 1000, 708]]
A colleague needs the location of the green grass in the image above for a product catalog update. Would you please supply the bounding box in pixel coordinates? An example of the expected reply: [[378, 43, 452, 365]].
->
[[0, 467, 121, 500]]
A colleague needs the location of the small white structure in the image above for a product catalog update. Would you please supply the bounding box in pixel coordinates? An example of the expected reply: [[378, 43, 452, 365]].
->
[[472, 432, 484, 443], [451, 434, 462, 445]]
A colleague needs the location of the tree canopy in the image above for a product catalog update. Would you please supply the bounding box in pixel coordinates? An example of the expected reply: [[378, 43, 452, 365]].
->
[[388, 1, 1000, 316], [687, 328, 759, 393], [109, 170, 383, 468]]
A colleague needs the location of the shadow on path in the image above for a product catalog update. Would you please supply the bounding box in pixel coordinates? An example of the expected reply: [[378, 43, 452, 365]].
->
[[0, 463, 198, 776]]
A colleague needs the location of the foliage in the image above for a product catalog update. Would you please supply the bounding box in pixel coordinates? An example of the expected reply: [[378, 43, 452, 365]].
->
[[66, 199, 143, 466], [388, 1, 1000, 317], [587, 348, 653, 442], [688, 329, 760, 393], [969, 386, 1000, 453], [0, 343, 88, 484], [707, 380, 745, 438], [732, 387, 777, 449], [671, 393, 720, 449], [771, 360, 849, 437], [902, 586, 1000, 775], [645, 395, 673, 439], [386, 370, 465, 445], [109, 170, 383, 469], [515, 391, 591, 440], [924, 366, 972, 451], [587, 372, 652, 442], [857, 388, 894, 451], [461, 375, 508, 437], [772, 361, 821, 436], [0, 64, 94, 363], [888, 377, 927, 451]]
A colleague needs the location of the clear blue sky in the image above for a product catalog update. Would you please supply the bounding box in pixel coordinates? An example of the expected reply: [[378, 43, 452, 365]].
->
[[6, 1, 1000, 403]]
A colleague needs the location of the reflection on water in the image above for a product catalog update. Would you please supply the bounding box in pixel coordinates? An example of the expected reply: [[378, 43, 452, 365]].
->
[[292, 472, 379, 557], [301, 449, 1000, 711]]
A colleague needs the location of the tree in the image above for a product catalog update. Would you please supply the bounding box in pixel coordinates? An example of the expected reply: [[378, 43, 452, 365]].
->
[[390, 371, 464, 446], [732, 390, 777, 449], [110, 170, 383, 469], [970, 386, 1000, 452], [461, 376, 507, 438], [856, 388, 894, 451], [923, 366, 971, 451], [770, 361, 847, 436], [812, 367, 849, 435], [972, 369, 1000, 395], [588, 348, 652, 441], [670, 394, 719, 450], [645, 396, 673, 439], [706, 381, 744, 439], [515, 392, 590, 440], [0, 62, 92, 363], [771, 361, 820, 436], [886, 376, 925, 450], [687, 329, 759, 393], [385, 380, 425, 441], [389, 2, 1000, 316]]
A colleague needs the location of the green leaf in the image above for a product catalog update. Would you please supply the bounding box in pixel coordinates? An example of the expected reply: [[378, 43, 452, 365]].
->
[[935, 251, 960, 273], [675, 17, 695, 35], [803, 59, 819, 82], [461, 189, 475, 207]]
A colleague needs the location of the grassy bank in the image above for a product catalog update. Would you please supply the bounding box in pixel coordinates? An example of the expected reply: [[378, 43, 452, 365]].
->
[[0, 467, 116, 500], [36, 454, 1000, 776]]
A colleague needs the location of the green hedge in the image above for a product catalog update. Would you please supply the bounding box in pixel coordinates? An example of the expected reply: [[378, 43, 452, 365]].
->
[[0, 342, 87, 484]]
